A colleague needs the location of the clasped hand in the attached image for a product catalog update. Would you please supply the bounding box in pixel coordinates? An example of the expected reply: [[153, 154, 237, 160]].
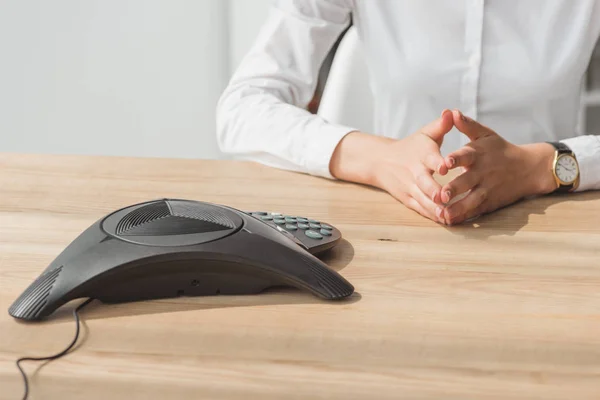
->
[[356, 109, 556, 225]]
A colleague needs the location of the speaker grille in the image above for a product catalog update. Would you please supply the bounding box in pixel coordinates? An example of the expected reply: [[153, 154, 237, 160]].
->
[[9, 266, 62, 320], [115, 200, 237, 237], [170, 202, 235, 229], [116, 202, 171, 235], [301, 256, 354, 299], [121, 216, 231, 236]]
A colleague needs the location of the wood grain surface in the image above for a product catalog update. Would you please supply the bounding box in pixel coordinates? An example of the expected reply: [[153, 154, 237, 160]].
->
[[1, 153, 600, 399]]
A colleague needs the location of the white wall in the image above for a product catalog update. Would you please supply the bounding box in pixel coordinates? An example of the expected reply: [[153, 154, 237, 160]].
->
[[0, 0, 271, 160], [229, 0, 272, 74]]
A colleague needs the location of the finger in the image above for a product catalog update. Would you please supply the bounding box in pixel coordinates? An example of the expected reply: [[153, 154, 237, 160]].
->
[[445, 146, 477, 170], [410, 185, 445, 223], [423, 151, 448, 175], [452, 109, 495, 141], [443, 186, 488, 225], [387, 184, 438, 222], [441, 170, 481, 203], [420, 109, 454, 144], [406, 197, 437, 222], [463, 204, 487, 223], [414, 170, 443, 204], [445, 204, 486, 226]]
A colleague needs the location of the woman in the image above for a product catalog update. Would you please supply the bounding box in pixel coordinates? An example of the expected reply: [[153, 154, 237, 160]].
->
[[217, 0, 600, 225]]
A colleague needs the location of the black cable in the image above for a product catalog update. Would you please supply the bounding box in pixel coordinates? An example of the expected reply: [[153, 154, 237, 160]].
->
[[16, 298, 94, 400]]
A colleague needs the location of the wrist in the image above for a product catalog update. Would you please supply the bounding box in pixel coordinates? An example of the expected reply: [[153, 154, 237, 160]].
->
[[329, 131, 394, 186], [521, 142, 557, 196]]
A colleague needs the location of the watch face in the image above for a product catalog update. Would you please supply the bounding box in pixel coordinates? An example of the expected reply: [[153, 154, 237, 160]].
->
[[556, 155, 579, 184]]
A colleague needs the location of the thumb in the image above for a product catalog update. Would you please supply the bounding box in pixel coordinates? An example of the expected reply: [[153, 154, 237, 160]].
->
[[420, 109, 454, 144], [452, 109, 495, 141]]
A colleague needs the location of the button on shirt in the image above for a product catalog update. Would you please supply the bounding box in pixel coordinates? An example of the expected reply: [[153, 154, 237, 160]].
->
[[217, 0, 600, 191]]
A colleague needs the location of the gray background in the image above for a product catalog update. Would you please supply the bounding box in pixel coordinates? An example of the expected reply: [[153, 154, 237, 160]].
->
[[1, 0, 598, 160], [0, 0, 272, 160]]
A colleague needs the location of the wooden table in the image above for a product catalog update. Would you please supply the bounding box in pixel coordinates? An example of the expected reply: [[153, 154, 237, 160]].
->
[[1, 153, 600, 399]]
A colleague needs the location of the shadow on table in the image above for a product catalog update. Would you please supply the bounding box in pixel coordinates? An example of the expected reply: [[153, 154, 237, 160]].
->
[[444, 191, 600, 239], [23, 239, 358, 324]]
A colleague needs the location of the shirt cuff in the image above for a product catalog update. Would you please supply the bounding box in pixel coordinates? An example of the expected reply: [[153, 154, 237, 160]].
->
[[561, 135, 600, 192], [301, 123, 358, 179]]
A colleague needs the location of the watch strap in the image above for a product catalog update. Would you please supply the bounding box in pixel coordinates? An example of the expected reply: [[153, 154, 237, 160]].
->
[[549, 141, 571, 155]]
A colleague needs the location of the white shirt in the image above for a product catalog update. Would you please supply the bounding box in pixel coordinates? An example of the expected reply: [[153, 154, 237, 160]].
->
[[217, 0, 600, 192]]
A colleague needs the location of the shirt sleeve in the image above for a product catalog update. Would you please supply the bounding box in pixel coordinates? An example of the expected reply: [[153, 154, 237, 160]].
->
[[216, 0, 357, 179], [561, 135, 600, 192]]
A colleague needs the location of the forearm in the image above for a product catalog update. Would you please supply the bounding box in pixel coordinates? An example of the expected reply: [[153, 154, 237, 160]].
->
[[520, 142, 557, 196], [329, 131, 393, 185], [519, 135, 600, 197]]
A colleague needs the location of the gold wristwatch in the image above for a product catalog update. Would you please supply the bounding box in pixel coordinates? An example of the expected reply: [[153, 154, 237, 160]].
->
[[548, 142, 580, 193]]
